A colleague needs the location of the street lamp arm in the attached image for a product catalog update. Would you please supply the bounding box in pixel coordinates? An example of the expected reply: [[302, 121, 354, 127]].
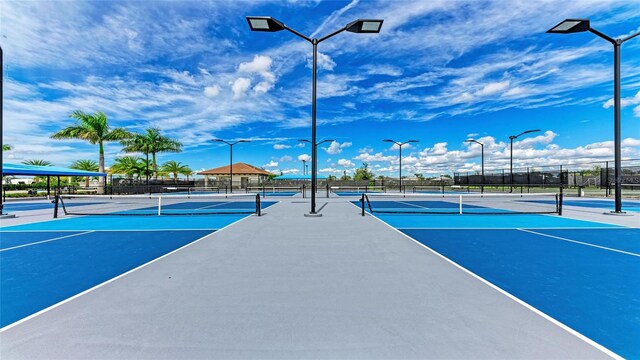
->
[[621, 29, 640, 43], [588, 28, 616, 44], [283, 26, 313, 43], [212, 139, 231, 146], [318, 26, 347, 43]]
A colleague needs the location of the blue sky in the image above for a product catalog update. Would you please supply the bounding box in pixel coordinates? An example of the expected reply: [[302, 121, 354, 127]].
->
[[2, 0, 640, 177]]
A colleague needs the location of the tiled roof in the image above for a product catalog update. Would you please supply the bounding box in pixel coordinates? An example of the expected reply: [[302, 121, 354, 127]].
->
[[197, 162, 273, 176]]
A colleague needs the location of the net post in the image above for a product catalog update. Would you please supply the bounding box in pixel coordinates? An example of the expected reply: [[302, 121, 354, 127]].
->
[[360, 193, 365, 216], [558, 187, 563, 216], [326, 182, 329, 198], [256, 193, 261, 216], [157, 196, 162, 216], [459, 194, 463, 214], [53, 193, 59, 218]]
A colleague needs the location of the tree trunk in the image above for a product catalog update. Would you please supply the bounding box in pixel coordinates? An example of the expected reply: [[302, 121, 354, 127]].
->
[[152, 152, 157, 179], [85, 176, 90, 187], [98, 142, 105, 194]]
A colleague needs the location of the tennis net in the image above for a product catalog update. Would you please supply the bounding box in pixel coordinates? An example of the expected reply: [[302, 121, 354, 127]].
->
[[159, 186, 222, 194], [359, 192, 563, 216], [54, 193, 262, 217], [330, 186, 386, 194], [246, 186, 303, 195]]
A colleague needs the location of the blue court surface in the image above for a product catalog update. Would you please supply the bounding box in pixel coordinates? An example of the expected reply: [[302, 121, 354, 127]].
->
[[369, 209, 639, 358], [0, 204, 272, 328]]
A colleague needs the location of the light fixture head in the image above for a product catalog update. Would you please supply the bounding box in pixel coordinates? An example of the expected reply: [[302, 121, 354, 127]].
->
[[547, 19, 590, 34], [346, 19, 384, 34], [246, 16, 286, 32]]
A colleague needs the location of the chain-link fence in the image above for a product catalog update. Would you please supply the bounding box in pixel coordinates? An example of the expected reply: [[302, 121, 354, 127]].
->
[[454, 158, 640, 197]]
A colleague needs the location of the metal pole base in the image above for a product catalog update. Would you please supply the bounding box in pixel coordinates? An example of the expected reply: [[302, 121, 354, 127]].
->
[[0, 213, 16, 219], [304, 212, 323, 217], [603, 211, 633, 216]]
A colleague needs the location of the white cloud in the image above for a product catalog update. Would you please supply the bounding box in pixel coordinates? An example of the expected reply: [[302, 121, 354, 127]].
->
[[298, 154, 311, 162], [238, 55, 275, 82], [354, 152, 396, 162], [280, 168, 300, 175], [475, 81, 510, 96], [238, 55, 276, 95], [307, 51, 336, 71], [337, 159, 354, 167], [203, 85, 220, 98], [603, 91, 640, 115], [279, 155, 293, 162], [295, 143, 306, 148], [230, 77, 251, 99], [273, 144, 291, 150], [263, 161, 278, 168], [323, 140, 352, 154], [253, 81, 273, 94]]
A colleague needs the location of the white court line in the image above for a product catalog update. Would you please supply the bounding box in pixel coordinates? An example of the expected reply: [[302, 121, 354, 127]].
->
[[394, 226, 627, 230], [0, 212, 259, 333], [347, 201, 622, 359], [0, 227, 227, 233], [0, 231, 95, 252], [518, 228, 640, 257]]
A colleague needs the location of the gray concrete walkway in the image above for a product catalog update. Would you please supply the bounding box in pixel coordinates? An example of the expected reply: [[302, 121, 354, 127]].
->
[[0, 198, 613, 359]]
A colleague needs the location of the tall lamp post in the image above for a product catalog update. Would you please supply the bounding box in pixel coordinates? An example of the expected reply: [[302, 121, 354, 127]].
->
[[247, 16, 383, 217], [383, 139, 418, 193], [0, 45, 5, 216], [547, 19, 640, 214], [465, 138, 484, 193], [211, 139, 250, 193], [302, 159, 306, 175], [298, 138, 334, 178], [509, 129, 540, 192]]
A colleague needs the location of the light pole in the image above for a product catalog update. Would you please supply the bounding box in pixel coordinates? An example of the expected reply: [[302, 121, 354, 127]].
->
[[0, 45, 4, 215], [247, 17, 383, 216], [547, 19, 640, 214], [298, 138, 334, 180], [465, 139, 484, 193], [383, 139, 418, 193], [211, 139, 250, 193], [302, 159, 306, 175], [509, 130, 540, 192]]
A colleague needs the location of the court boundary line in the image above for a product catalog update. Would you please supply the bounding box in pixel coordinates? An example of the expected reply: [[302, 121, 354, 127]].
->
[[352, 203, 622, 359], [0, 228, 225, 232], [0, 211, 260, 333], [0, 231, 95, 252], [518, 228, 640, 257], [393, 226, 626, 230]]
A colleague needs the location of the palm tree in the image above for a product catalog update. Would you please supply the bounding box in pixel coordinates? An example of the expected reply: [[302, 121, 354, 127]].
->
[[70, 159, 99, 187], [121, 128, 182, 179], [3, 144, 12, 151], [181, 168, 194, 182], [22, 159, 52, 166], [51, 110, 131, 193], [110, 156, 145, 181], [161, 161, 191, 183]]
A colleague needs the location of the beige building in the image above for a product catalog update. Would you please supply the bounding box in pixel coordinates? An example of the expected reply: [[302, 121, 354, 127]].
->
[[198, 163, 273, 188]]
